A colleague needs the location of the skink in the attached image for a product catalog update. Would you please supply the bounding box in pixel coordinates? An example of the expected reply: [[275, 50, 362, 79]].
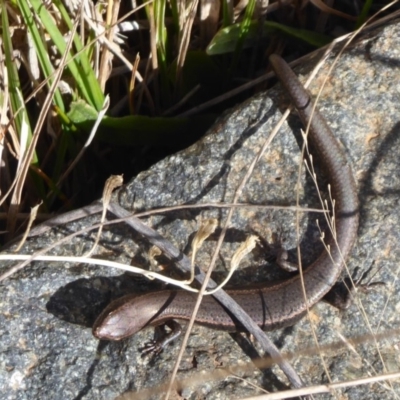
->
[[93, 55, 359, 343]]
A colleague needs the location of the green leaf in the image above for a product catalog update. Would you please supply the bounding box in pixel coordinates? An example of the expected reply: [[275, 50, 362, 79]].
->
[[68, 100, 216, 146], [207, 21, 331, 55]]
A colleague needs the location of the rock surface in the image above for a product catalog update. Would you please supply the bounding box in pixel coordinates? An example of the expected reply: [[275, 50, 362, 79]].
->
[[2, 22, 400, 400]]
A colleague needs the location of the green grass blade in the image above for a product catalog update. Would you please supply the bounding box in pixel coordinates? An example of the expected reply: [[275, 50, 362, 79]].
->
[[17, 0, 65, 112], [52, 0, 104, 109], [28, 0, 104, 111], [1, 1, 36, 163], [228, 0, 256, 77], [356, 0, 373, 28]]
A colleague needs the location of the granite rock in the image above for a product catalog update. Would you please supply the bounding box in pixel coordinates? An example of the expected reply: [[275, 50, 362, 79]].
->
[[1, 22, 400, 400]]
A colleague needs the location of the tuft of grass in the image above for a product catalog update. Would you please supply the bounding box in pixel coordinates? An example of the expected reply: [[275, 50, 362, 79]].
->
[[1, 0, 396, 239]]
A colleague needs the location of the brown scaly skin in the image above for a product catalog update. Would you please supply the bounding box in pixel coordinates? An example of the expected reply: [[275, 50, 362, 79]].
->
[[93, 55, 359, 344]]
